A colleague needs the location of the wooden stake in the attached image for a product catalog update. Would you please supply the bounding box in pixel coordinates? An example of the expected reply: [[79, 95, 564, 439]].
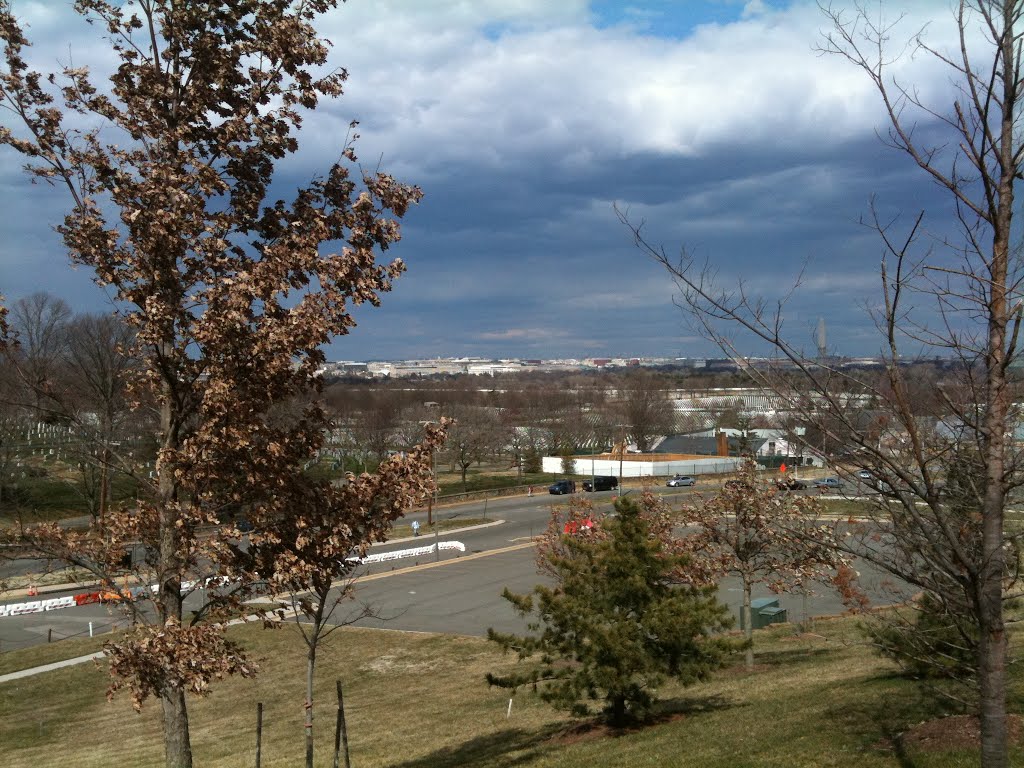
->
[[333, 680, 351, 768], [255, 702, 263, 768]]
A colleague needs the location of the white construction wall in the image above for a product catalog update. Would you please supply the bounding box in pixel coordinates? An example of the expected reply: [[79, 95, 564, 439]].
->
[[542, 455, 745, 478]]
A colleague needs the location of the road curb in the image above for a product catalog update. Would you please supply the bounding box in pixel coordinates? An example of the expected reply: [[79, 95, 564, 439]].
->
[[1, 520, 510, 600], [356, 540, 537, 583]]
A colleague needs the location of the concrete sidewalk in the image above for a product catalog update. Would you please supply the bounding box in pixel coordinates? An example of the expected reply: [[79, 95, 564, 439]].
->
[[0, 652, 105, 683]]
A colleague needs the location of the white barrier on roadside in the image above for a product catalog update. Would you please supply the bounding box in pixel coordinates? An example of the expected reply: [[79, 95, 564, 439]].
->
[[350, 541, 465, 565], [0, 595, 77, 617], [0, 541, 467, 618]]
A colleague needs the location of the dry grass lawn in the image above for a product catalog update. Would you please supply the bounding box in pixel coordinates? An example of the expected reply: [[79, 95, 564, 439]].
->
[[2, 615, 1022, 767]]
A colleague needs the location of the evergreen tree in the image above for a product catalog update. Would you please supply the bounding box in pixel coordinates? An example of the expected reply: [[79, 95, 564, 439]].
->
[[522, 445, 542, 474], [559, 444, 576, 476], [487, 496, 734, 726]]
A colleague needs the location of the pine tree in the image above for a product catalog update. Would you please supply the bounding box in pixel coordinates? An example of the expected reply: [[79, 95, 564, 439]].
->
[[487, 495, 734, 727]]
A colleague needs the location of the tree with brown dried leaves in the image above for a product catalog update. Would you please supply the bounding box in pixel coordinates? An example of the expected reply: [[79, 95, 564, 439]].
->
[[250, 420, 447, 768], [0, 3, 426, 767], [679, 461, 851, 669]]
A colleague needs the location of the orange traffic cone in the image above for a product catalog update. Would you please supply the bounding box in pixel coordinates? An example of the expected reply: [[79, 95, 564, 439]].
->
[[27, 584, 38, 597]]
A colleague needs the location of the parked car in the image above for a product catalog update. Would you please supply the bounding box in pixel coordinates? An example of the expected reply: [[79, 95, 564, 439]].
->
[[775, 476, 807, 491], [548, 480, 577, 495], [666, 475, 697, 487], [856, 469, 873, 481], [813, 476, 843, 490], [583, 475, 619, 492]]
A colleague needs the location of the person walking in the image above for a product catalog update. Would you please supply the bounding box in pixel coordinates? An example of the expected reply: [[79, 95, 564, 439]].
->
[[411, 519, 420, 537]]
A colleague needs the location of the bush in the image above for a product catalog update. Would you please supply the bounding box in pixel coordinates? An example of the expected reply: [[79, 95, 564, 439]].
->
[[863, 591, 977, 686], [522, 447, 542, 474]]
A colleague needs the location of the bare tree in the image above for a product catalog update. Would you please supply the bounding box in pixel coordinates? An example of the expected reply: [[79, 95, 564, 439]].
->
[[7, 292, 71, 414], [346, 391, 402, 466], [443, 404, 502, 491], [60, 313, 139, 523], [0, 3, 424, 767], [620, 3, 1024, 764], [617, 371, 676, 452]]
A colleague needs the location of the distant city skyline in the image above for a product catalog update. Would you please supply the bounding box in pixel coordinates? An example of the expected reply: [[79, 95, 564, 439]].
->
[[1, 1, 968, 360], [319, 351, 958, 380]]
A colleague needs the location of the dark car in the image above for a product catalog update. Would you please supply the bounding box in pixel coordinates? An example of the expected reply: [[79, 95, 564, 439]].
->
[[724, 479, 752, 491], [548, 480, 577, 495], [582, 475, 619, 492], [666, 475, 697, 487], [775, 476, 807, 491]]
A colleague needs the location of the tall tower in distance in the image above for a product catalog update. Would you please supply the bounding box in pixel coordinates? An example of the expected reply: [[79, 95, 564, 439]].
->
[[816, 317, 827, 360]]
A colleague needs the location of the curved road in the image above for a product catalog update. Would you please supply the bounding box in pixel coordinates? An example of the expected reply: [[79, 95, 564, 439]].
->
[[0, 485, 896, 653]]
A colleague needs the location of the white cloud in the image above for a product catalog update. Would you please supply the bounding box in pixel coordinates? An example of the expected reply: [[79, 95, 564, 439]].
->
[[300, 0, 969, 179], [742, 1, 769, 19], [476, 327, 570, 341]]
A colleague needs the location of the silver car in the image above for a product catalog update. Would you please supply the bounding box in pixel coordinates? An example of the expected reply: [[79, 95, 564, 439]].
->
[[667, 475, 697, 487]]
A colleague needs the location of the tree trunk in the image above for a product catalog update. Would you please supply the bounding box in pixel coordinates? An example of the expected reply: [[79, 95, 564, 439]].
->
[[978, 597, 1008, 768], [98, 444, 110, 526], [977, 6, 1015, 760], [305, 597, 328, 768], [157, 359, 192, 768], [742, 578, 753, 669], [98, 407, 112, 526], [306, 644, 316, 768], [160, 686, 193, 768], [609, 693, 626, 728]]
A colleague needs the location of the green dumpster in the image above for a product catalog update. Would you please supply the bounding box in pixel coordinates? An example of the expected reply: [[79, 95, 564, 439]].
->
[[739, 598, 789, 630], [756, 605, 788, 628]]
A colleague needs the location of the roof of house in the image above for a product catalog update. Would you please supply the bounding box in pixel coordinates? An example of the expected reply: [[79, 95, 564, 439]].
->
[[654, 433, 767, 456]]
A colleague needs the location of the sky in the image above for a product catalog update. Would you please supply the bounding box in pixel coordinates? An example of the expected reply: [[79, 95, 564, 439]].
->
[[0, 0, 990, 361]]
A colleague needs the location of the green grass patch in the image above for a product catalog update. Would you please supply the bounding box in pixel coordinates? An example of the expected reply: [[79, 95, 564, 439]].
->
[[1, 614, 1021, 767], [437, 471, 552, 496], [1, 473, 144, 524]]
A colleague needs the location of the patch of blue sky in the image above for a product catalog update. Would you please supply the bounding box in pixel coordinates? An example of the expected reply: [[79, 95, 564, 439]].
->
[[588, 0, 792, 38]]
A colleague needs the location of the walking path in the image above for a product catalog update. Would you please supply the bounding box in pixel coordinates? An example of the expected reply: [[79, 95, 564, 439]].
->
[[0, 652, 105, 682]]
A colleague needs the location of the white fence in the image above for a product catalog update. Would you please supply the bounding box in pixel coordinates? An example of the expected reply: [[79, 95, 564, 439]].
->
[[542, 455, 745, 478]]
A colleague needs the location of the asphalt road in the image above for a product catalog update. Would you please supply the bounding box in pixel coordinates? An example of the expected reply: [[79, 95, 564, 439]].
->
[[0, 485, 898, 652]]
